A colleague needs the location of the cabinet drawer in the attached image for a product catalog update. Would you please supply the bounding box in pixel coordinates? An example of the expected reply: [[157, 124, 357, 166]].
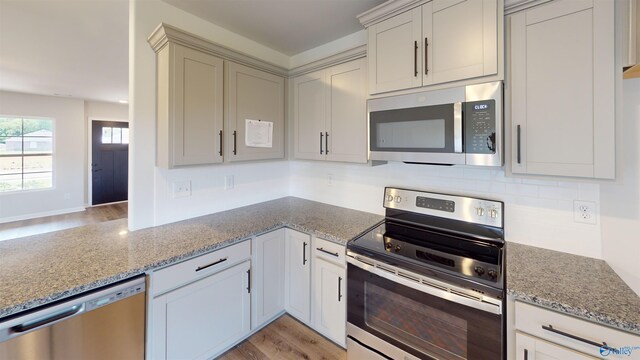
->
[[515, 301, 640, 357], [151, 240, 251, 296], [313, 237, 345, 266]]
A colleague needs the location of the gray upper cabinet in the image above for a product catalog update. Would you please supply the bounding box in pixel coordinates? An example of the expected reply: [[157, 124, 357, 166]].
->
[[226, 62, 285, 162], [362, 0, 501, 95], [148, 24, 288, 168], [293, 58, 367, 163], [509, 0, 615, 179], [156, 43, 224, 168]]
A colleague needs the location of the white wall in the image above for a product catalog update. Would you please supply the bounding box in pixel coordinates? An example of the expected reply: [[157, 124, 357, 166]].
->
[[290, 161, 602, 259], [130, 0, 291, 229], [0, 91, 86, 222], [601, 78, 640, 295]]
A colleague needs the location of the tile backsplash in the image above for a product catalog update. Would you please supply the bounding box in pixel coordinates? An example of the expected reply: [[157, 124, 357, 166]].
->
[[290, 161, 601, 259]]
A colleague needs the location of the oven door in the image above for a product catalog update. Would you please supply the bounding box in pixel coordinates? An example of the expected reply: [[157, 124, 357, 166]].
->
[[347, 258, 503, 360]]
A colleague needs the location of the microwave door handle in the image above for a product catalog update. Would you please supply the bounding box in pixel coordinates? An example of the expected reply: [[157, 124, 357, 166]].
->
[[453, 102, 463, 153]]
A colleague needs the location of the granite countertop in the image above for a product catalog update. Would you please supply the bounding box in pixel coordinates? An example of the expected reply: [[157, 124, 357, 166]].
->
[[507, 242, 640, 335], [0, 197, 383, 319], [2, 198, 638, 337]]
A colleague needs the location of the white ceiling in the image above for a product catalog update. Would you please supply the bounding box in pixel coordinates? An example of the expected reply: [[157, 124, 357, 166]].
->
[[161, 0, 384, 56], [0, 0, 383, 103], [0, 0, 129, 103]]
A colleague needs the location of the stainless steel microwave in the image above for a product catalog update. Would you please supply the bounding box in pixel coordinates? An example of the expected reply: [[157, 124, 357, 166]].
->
[[368, 81, 503, 166]]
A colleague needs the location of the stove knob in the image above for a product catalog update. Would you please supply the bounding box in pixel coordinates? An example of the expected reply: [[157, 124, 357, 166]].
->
[[386, 194, 394, 202], [487, 269, 498, 280], [476, 207, 485, 216], [489, 208, 498, 218], [395, 196, 402, 203], [395, 244, 402, 252], [385, 242, 393, 251], [474, 266, 485, 276]]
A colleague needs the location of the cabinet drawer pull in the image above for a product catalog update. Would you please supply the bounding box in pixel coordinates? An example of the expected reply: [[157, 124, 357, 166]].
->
[[317, 247, 339, 257], [516, 125, 521, 164], [424, 37, 429, 75], [320, 132, 324, 154], [233, 130, 237, 155], [218, 130, 223, 156], [303, 242, 308, 265], [325, 132, 329, 155], [413, 40, 418, 77], [338, 276, 343, 302], [541, 325, 610, 350], [195, 257, 228, 272]]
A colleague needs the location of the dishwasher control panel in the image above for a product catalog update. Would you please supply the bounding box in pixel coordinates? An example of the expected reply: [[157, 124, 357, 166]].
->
[[85, 282, 145, 311]]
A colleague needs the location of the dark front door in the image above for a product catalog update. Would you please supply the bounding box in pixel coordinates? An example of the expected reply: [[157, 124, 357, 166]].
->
[[92, 121, 128, 205]]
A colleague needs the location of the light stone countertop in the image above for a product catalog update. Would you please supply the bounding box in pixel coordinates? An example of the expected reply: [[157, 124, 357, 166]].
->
[[0, 197, 383, 319], [507, 242, 640, 335], [2, 198, 638, 337]]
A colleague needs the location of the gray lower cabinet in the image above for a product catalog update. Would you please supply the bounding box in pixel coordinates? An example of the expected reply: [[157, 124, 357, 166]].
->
[[252, 228, 286, 329]]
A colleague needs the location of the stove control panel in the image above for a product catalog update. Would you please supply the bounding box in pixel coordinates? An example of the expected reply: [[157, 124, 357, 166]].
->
[[384, 187, 503, 228]]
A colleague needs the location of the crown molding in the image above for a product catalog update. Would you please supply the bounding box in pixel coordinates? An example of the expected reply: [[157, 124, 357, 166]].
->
[[504, 0, 552, 15], [147, 23, 289, 77], [357, 0, 428, 28], [288, 45, 366, 77]]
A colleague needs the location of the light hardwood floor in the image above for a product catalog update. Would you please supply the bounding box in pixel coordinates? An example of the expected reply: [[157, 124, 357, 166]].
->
[[219, 315, 346, 360], [0, 202, 128, 241]]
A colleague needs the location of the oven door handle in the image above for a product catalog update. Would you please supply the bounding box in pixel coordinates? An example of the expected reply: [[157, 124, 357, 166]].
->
[[347, 255, 502, 315], [453, 102, 463, 153]]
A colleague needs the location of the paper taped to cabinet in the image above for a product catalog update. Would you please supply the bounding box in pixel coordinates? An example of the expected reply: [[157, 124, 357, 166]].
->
[[245, 119, 273, 148]]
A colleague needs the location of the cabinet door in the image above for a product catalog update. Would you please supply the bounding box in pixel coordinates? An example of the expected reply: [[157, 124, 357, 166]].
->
[[510, 0, 614, 178], [226, 62, 285, 162], [515, 332, 598, 360], [368, 7, 423, 94], [157, 43, 224, 168], [252, 229, 285, 329], [312, 257, 346, 347], [326, 58, 367, 163], [284, 229, 311, 323], [293, 70, 326, 160], [152, 261, 251, 360], [423, 0, 498, 85]]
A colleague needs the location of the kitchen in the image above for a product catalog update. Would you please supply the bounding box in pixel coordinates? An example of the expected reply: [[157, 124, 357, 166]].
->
[[1, 0, 640, 359]]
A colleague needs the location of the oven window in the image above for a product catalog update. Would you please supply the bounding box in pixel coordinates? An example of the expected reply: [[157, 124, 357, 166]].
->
[[365, 282, 468, 360], [375, 119, 445, 149]]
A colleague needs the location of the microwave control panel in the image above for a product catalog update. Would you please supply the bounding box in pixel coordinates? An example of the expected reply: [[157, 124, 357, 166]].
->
[[465, 100, 496, 154]]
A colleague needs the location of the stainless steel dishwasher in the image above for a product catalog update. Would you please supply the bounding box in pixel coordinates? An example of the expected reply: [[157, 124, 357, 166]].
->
[[0, 276, 145, 360]]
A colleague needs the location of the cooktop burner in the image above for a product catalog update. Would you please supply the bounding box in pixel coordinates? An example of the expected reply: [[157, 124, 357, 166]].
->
[[348, 187, 505, 290]]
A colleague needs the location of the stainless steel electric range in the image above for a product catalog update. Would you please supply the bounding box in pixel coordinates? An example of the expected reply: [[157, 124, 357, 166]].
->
[[346, 187, 505, 360]]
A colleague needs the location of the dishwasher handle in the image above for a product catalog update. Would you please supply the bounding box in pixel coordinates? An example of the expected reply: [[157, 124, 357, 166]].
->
[[10, 304, 84, 333]]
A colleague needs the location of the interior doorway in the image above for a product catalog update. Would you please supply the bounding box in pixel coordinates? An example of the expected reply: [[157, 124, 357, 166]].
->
[[91, 120, 128, 205]]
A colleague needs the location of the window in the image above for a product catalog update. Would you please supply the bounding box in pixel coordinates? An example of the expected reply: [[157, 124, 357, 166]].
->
[[102, 126, 129, 144], [0, 117, 54, 192]]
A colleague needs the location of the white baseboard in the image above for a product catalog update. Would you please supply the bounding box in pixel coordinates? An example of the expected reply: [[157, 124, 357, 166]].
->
[[0, 207, 86, 224]]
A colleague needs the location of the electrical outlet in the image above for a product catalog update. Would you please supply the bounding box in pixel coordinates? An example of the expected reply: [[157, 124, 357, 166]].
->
[[172, 180, 191, 198], [328, 174, 333, 186], [225, 175, 234, 190], [573, 200, 596, 224]]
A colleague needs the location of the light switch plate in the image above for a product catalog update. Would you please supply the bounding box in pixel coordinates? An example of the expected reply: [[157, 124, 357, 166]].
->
[[172, 180, 191, 198], [225, 175, 234, 190]]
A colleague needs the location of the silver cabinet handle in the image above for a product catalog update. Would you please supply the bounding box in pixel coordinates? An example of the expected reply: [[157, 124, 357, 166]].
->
[[542, 325, 610, 350], [317, 248, 339, 257], [413, 40, 418, 77], [195, 257, 228, 272]]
